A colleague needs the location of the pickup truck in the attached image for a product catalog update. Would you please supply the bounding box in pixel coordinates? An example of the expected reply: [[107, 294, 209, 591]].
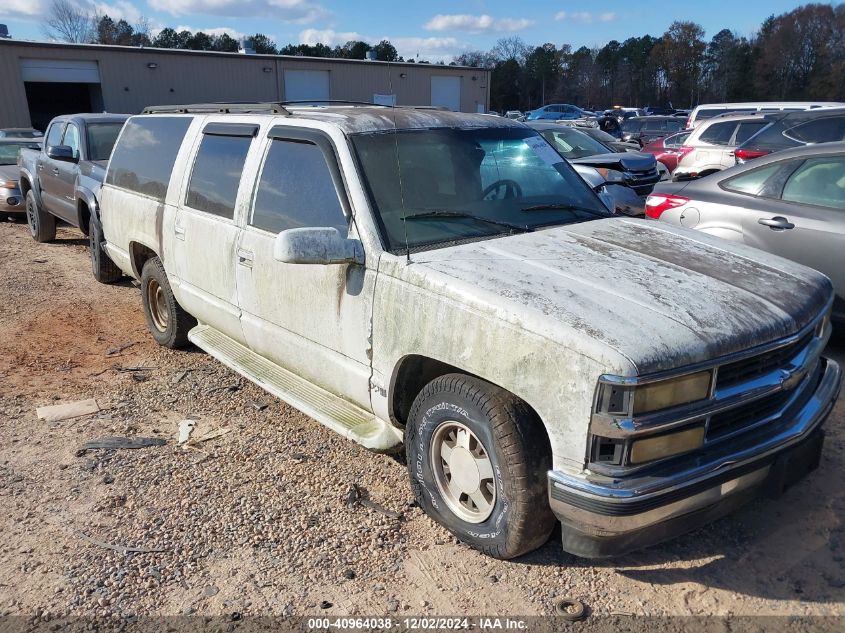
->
[[95, 103, 841, 560], [18, 113, 128, 243]]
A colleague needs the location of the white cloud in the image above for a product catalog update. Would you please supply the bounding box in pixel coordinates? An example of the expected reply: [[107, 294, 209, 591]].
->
[[554, 11, 617, 24], [3, 0, 48, 19], [423, 14, 533, 33], [148, 0, 329, 23], [298, 29, 466, 63], [89, 0, 144, 23]]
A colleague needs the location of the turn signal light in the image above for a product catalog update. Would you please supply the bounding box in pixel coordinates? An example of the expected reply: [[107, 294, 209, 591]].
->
[[645, 194, 689, 219]]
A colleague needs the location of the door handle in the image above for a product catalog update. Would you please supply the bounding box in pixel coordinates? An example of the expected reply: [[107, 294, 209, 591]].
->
[[758, 216, 794, 231], [37, 163, 44, 171], [237, 249, 254, 267], [173, 222, 186, 239], [51, 168, 60, 176]]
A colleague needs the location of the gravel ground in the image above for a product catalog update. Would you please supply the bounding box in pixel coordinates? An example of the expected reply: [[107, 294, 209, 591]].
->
[[0, 219, 844, 627]]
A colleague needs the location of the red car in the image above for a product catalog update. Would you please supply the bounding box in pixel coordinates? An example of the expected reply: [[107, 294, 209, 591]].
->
[[640, 131, 690, 173]]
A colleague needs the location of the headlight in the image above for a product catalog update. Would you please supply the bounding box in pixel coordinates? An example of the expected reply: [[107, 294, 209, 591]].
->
[[596, 369, 713, 416], [0, 179, 17, 189], [594, 167, 625, 183], [629, 425, 705, 464]]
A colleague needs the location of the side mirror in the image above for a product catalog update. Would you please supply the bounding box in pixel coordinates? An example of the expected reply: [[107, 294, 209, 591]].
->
[[273, 227, 364, 265], [47, 145, 78, 163]]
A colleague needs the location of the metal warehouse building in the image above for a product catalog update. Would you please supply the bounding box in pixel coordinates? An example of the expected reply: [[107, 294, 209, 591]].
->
[[0, 40, 491, 130]]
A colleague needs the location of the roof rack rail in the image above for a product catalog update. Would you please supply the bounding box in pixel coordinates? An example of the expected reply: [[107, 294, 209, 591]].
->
[[142, 102, 291, 115], [280, 100, 449, 111]]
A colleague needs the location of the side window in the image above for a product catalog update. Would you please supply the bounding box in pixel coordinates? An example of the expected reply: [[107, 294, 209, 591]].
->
[[733, 122, 767, 146], [250, 139, 347, 234], [699, 122, 735, 145], [45, 123, 63, 148], [784, 117, 845, 144], [782, 157, 845, 210], [106, 116, 192, 202], [186, 133, 252, 219], [721, 163, 785, 196], [62, 123, 80, 158]]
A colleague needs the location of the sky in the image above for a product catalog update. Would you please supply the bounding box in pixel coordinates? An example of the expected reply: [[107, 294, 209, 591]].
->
[[0, 0, 832, 62]]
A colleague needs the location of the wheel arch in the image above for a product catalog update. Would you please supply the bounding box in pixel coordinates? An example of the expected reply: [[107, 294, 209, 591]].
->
[[388, 354, 548, 444], [129, 241, 159, 279]]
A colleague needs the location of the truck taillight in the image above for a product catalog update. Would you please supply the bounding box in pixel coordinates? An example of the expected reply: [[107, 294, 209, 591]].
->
[[734, 148, 770, 162], [645, 194, 689, 219], [685, 118, 692, 129]]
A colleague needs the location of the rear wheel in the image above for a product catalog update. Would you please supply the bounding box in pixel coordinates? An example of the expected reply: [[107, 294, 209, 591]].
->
[[140, 257, 195, 348], [89, 217, 122, 284], [26, 190, 55, 243], [406, 374, 555, 559]]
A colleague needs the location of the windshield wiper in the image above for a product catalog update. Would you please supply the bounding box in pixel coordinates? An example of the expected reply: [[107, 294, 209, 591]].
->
[[520, 203, 609, 217], [403, 210, 533, 233]]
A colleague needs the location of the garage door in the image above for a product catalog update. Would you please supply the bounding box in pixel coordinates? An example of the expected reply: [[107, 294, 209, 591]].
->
[[431, 76, 461, 112], [20, 58, 100, 83], [284, 70, 330, 102]]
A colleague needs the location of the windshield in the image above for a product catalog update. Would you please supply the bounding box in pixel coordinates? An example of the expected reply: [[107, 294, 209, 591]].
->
[[0, 142, 39, 165], [351, 127, 610, 253], [87, 123, 124, 161], [536, 128, 611, 158]]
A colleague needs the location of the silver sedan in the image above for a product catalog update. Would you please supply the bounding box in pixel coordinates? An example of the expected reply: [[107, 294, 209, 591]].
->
[[647, 141, 845, 321], [0, 138, 41, 215]]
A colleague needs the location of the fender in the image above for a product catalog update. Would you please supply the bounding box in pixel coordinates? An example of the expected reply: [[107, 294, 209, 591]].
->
[[18, 166, 44, 207]]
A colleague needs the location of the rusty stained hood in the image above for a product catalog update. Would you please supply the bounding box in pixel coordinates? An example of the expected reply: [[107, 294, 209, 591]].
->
[[404, 218, 832, 375]]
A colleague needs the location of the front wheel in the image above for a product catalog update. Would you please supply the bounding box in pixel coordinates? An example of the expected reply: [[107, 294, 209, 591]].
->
[[26, 190, 55, 243], [406, 374, 555, 559], [140, 257, 196, 349]]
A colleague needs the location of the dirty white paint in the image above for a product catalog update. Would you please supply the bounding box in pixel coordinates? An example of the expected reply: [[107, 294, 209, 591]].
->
[[99, 106, 832, 470]]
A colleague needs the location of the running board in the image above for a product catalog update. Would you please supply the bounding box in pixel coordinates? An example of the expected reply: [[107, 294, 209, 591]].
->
[[188, 325, 403, 451]]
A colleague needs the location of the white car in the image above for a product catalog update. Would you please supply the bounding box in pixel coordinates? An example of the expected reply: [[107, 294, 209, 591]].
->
[[673, 114, 769, 181], [92, 103, 840, 560]]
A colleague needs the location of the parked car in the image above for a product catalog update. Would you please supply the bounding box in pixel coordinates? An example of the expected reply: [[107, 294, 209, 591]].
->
[[528, 121, 662, 216], [620, 116, 685, 147], [504, 110, 524, 120], [18, 113, 128, 243], [0, 127, 43, 139], [672, 114, 769, 181], [558, 122, 640, 152], [526, 104, 595, 121], [734, 107, 845, 164], [686, 101, 844, 129], [94, 103, 840, 560], [647, 142, 845, 322], [641, 131, 691, 173], [642, 106, 676, 116], [0, 138, 42, 216]]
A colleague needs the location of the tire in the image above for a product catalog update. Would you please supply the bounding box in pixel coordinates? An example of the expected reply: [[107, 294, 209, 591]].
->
[[140, 257, 195, 349], [406, 374, 555, 559], [25, 190, 56, 243], [89, 217, 122, 284]]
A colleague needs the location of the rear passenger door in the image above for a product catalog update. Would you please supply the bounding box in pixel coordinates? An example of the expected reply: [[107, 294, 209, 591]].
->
[[172, 121, 258, 342], [235, 127, 375, 410]]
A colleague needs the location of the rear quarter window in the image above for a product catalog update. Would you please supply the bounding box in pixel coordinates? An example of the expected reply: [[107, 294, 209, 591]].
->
[[699, 122, 736, 145], [106, 117, 192, 202], [784, 117, 845, 144]]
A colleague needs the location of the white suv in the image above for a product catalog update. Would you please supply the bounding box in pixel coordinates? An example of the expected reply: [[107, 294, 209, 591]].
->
[[89, 103, 840, 560], [673, 114, 769, 181]]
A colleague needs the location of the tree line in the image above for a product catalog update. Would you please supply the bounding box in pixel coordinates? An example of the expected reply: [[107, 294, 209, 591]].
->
[[43, 0, 845, 111]]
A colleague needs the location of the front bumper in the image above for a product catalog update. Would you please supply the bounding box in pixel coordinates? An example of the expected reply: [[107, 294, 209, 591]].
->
[[548, 357, 841, 558], [0, 186, 24, 213]]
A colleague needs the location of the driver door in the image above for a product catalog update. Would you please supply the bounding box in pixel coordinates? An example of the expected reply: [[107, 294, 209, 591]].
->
[[235, 127, 375, 410]]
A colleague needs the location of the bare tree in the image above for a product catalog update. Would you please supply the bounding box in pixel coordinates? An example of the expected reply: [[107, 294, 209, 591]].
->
[[43, 0, 94, 43]]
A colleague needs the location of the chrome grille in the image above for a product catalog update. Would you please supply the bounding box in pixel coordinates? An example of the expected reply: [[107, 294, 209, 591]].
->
[[707, 389, 793, 440], [717, 331, 814, 389]]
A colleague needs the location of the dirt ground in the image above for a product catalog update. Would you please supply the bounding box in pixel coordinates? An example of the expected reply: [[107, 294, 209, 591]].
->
[[0, 219, 844, 626]]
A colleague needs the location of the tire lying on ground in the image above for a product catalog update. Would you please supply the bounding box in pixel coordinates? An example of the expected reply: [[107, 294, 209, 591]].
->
[[26, 190, 55, 243], [406, 373, 555, 559], [89, 216, 122, 284], [140, 257, 196, 349]]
